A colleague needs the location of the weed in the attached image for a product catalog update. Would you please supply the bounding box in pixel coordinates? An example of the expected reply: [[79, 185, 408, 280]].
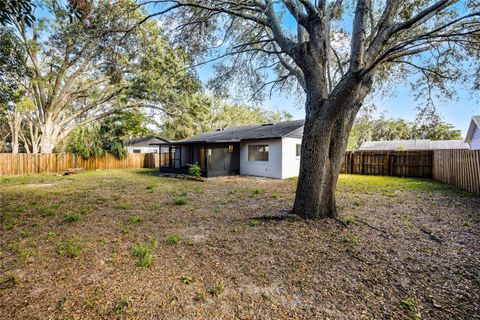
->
[[47, 232, 56, 238], [271, 193, 281, 199], [194, 187, 204, 194], [64, 212, 80, 222], [132, 243, 154, 268], [463, 220, 472, 227], [195, 290, 207, 302], [146, 183, 157, 190], [118, 204, 132, 210], [231, 226, 241, 233], [209, 282, 225, 297], [248, 219, 260, 226], [19, 247, 36, 261], [352, 200, 362, 206], [19, 229, 32, 238], [251, 188, 264, 196], [174, 197, 188, 205], [181, 275, 194, 284], [59, 239, 82, 257], [396, 213, 413, 228], [40, 206, 56, 217], [166, 234, 182, 245], [128, 215, 143, 224], [113, 297, 129, 315], [341, 234, 360, 245], [401, 297, 420, 320], [344, 215, 356, 225]]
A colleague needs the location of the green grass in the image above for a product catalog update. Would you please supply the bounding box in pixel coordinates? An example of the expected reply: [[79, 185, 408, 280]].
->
[[166, 234, 182, 245], [337, 174, 460, 194], [63, 212, 80, 222], [180, 275, 194, 284], [58, 239, 82, 257], [174, 197, 188, 205], [132, 244, 154, 268], [127, 215, 143, 224], [113, 297, 129, 315]]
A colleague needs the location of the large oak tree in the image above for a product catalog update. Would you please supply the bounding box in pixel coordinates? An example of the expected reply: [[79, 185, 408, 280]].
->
[[3, 0, 202, 153], [148, 0, 480, 219]]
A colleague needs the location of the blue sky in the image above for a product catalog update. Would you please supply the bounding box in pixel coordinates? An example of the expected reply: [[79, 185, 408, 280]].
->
[[33, 1, 479, 137], [191, 2, 479, 138]]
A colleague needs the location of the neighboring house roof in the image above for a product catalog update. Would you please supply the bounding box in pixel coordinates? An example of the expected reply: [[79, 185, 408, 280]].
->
[[359, 139, 469, 151], [126, 136, 169, 147], [465, 116, 480, 144], [176, 120, 305, 143]]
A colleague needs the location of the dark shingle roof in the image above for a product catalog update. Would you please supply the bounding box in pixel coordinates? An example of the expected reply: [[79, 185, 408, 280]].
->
[[179, 120, 305, 143], [126, 136, 169, 147]]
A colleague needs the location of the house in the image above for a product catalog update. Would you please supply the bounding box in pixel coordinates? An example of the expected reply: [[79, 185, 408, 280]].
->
[[359, 139, 469, 151], [153, 120, 304, 179], [465, 116, 480, 150], [126, 136, 169, 153]]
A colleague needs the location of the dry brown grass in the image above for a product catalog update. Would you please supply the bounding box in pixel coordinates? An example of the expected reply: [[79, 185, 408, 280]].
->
[[0, 169, 479, 319]]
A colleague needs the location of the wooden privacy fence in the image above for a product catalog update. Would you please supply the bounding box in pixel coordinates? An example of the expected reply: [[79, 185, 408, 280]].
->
[[340, 151, 433, 178], [432, 150, 480, 194], [0, 153, 159, 176]]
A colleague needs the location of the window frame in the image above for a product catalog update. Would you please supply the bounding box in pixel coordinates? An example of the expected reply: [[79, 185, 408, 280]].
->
[[248, 144, 269, 162]]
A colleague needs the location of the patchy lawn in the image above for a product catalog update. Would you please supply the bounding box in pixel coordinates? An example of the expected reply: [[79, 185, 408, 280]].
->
[[0, 169, 479, 319]]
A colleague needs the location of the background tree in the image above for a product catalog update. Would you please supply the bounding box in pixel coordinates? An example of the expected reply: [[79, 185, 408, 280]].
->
[[160, 96, 292, 139], [66, 109, 154, 158], [148, 0, 480, 219], [0, 0, 35, 27], [3, 0, 201, 153]]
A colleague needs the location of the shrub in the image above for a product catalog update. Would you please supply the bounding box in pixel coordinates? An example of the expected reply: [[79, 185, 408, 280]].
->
[[187, 163, 202, 177], [174, 197, 188, 205]]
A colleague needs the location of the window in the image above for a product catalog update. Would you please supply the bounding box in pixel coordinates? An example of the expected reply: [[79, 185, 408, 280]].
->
[[248, 144, 269, 161], [227, 145, 234, 153], [133, 149, 141, 153], [296, 144, 301, 158]]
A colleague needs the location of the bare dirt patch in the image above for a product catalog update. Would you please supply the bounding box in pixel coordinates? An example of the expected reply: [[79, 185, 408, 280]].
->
[[0, 170, 479, 319]]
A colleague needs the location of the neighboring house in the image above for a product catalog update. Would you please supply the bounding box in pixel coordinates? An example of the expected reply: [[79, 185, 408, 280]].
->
[[465, 116, 480, 150], [153, 120, 304, 179], [359, 139, 470, 151], [126, 136, 169, 153]]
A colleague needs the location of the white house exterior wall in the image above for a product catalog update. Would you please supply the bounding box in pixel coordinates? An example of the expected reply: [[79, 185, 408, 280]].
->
[[127, 146, 158, 153], [239, 139, 282, 178], [471, 126, 480, 150], [281, 137, 302, 179]]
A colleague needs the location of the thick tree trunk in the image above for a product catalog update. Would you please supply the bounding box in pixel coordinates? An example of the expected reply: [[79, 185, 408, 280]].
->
[[39, 136, 55, 153], [39, 119, 56, 153], [292, 75, 372, 219], [11, 133, 19, 153]]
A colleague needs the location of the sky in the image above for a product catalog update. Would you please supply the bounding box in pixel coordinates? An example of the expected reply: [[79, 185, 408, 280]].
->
[[33, 1, 479, 137], [190, 2, 479, 138]]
